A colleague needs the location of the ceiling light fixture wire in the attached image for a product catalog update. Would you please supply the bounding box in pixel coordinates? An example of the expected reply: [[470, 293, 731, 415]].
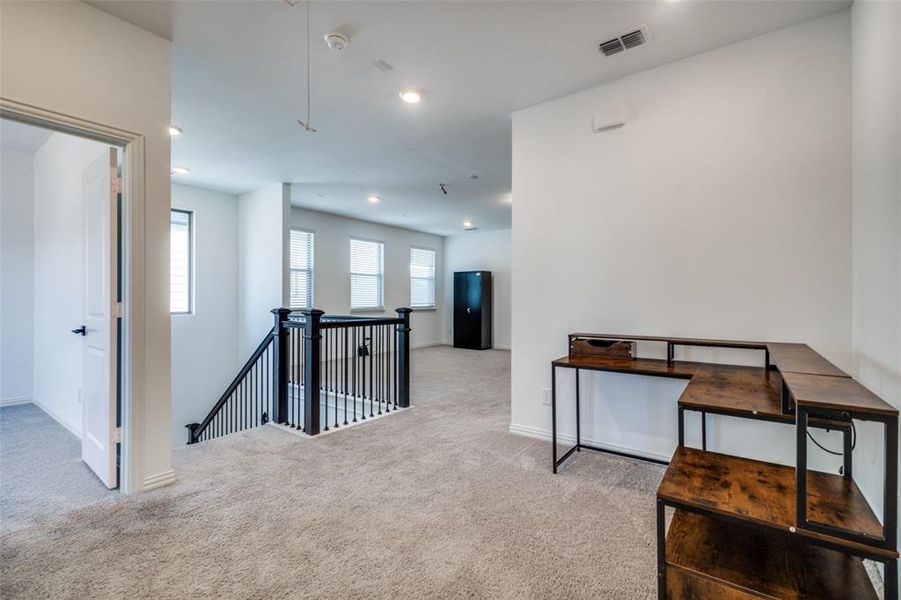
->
[[297, 0, 317, 133]]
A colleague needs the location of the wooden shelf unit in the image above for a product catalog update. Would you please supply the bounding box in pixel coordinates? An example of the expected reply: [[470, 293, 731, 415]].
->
[[549, 332, 898, 599], [664, 510, 878, 599], [659, 447, 892, 558]]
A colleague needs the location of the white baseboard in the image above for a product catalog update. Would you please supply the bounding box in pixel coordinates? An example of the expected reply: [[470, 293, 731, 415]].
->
[[508, 422, 671, 464], [143, 469, 176, 491], [32, 399, 83, 439], [437, 342, 511, 351], [0, 396, 33, 407], [411, 341, 443, 350]]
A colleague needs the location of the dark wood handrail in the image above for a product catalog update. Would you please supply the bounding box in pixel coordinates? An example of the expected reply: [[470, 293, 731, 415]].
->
[[188, 328, 274, 443]]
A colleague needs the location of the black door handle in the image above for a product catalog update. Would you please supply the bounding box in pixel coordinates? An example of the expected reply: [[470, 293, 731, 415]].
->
[[71, 326, 86, 336]]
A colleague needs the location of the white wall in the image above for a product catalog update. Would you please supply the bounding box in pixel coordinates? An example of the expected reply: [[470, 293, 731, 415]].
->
[[291, 207, 444, 348], [443, 229, 511, 349], [171, 184, 239, 446], [238, 183, 289, 358], [0, 148, 34, 405], [851, 0, 900, 576], [511, 12, 851, 467], [31, 133, 109, 436], [1, 1, 173, 491]]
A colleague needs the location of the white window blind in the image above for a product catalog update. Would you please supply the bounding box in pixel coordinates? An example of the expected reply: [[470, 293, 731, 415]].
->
[[410, 247, 436, 308], [170, 210, 192, 314], [350, 238, 384, 310], [290, 229, 314, 309]]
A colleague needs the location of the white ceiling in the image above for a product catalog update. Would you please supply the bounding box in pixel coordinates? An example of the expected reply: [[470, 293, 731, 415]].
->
[[88, 0, 849, 236], [0, 119, 53, 153]]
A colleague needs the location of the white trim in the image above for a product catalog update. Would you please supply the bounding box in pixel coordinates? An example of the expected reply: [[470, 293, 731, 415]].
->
[[508, 422, 672, 464], [0, 396, 34, 407], [1, 96, 146, 495], [494, 344, 511, 351], [142, 469, 176, 491], [411, 341, 444, 350], [32, 399, 83, 439]]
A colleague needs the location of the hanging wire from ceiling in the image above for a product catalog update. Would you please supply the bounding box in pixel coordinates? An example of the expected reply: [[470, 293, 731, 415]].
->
[[297, 0, 317, 133]]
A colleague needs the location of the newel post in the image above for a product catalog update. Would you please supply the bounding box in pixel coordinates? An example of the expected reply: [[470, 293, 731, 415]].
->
[[271, 308, 291, 424], [302, 309, 324, 435], [396, 307, 412, 408], [186, 422, 200, 445]]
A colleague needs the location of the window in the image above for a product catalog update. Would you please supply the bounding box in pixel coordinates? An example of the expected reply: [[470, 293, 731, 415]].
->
[[350, 238, 384, 311], [410, 247, 436, 309], [170, 209, 193, 314], [290, 229, 315, 309]]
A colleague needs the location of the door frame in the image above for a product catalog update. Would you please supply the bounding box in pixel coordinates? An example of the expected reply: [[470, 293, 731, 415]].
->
[[1, 97, 145, 495]]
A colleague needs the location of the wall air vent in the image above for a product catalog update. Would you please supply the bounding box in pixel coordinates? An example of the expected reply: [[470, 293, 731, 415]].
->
[[599, 25, 650, 56]]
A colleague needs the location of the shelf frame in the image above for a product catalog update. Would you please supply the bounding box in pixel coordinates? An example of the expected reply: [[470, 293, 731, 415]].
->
[[796, 404, 898, 558]]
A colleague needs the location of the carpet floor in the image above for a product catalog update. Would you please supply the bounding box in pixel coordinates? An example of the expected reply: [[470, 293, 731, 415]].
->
[[1, 347, 664, 599]]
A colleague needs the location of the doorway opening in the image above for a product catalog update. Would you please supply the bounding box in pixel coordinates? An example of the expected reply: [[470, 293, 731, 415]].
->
[[0, 117, 125, 514]]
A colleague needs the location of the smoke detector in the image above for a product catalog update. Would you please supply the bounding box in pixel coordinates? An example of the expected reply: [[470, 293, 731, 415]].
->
[[325, 31, 349, 51]]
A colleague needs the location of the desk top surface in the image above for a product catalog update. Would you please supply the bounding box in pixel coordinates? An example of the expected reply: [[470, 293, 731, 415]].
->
[[556, 334, 890, 417], [552, 355, 699, 379]]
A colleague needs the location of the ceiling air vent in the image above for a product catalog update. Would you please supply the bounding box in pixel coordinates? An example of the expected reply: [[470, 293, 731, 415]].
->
[[621, 29, 646, 49], [599, 25, 650, 56], [599, 38, 624, 57]]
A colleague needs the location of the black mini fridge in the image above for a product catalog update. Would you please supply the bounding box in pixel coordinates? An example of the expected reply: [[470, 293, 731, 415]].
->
[[453, 271, 492, 350]]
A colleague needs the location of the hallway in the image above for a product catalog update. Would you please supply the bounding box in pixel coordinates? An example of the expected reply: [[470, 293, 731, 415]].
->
[[2, 348, 664, 599]]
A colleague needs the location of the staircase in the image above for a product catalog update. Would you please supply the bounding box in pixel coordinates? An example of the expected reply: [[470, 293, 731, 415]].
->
[[186, 307, 412, 444]]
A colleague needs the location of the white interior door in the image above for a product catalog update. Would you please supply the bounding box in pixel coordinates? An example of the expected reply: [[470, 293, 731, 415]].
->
[[80, 148, 119, 489]]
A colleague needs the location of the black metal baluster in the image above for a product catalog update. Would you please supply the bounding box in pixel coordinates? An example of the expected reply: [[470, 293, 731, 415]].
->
[[343, 327, 349, 425], [335, 326, 339, 426], [376, 325, 382, 415], [322, 329, 332, 431], [369, 325, 375, 417], [352, 327, 358, 422]]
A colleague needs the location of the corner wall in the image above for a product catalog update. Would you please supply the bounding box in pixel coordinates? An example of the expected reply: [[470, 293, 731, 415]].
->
[[0, 148, 34, 405], [510, 12, 851, 466], [851, 0, 900, 579], [238, 183, 289, 358], [171, 184, 239, 446], [443, 229, 511, 349]]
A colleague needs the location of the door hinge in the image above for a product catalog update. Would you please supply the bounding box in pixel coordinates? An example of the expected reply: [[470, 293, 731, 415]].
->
[[113, 302, 123, 318], [111, 427, 122, 444], [112, 177, 122, 194]]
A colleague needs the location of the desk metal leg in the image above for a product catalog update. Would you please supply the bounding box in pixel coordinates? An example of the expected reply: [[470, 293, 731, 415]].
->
[[678, 407, 685, 446], [842, 426, 852, 479], [575, 368, 581, 452], [551, 365, 557, 474], [701, 411, 707, 451], [657, 499, 666, 599], [885, 558, 898, 600]]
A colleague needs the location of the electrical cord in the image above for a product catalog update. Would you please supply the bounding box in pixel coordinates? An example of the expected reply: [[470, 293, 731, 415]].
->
[[806, 420, 856, 456]]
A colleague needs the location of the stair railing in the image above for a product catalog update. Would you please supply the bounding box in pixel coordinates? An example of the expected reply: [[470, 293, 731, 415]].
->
[[187, 307, 411, 444], [185, 328, 276, 444]]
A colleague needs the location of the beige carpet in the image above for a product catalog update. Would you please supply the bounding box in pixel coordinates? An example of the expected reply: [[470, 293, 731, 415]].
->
[[1, 347, 663, 599]]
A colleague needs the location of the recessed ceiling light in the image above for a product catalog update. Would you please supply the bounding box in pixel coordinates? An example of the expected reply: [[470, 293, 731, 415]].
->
[[463, 220, 474, 229], [368, 194, 380, 204], [171, 166, 190, 175], [168, 125, 182, 136], [399, 90, 421, 104]]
